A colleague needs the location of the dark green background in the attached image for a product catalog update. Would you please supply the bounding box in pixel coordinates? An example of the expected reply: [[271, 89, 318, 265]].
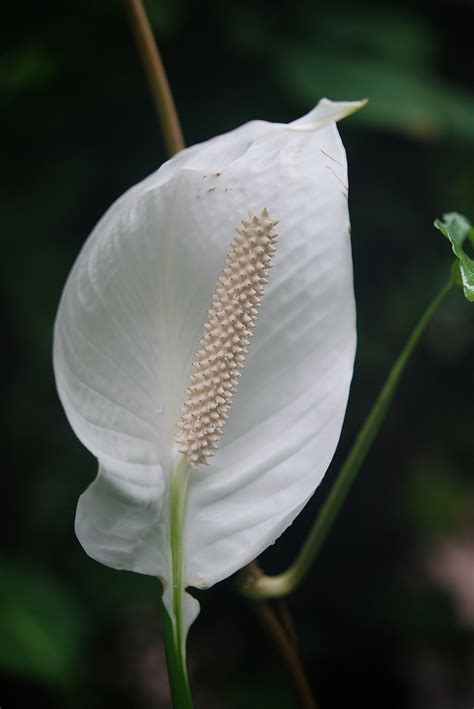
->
[[2, 0, 473, 707]]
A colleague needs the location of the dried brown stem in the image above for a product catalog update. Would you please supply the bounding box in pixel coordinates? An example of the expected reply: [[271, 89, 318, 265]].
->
[[240, 562, 318, 709], [123, 0, 185, 156], [253, 603, 318, 709]]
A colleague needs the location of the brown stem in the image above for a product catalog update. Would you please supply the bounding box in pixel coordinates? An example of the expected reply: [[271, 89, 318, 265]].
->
[[123, 0, 185, 156], [253, 602, 318, 709], [277, 600, 300, 648], [240, 562, 318, 709]]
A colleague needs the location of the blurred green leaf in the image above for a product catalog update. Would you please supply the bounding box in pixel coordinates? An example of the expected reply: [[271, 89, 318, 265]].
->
[[144, 0, 187, 34], [434, 212, 474, 301], [246, 8, 474, 143], [0, 560, 84, 687], [405, 470, 470, 537], [279, 48, 474, 142], [315, 8, 435, 70], [0, 44, 56, 100]]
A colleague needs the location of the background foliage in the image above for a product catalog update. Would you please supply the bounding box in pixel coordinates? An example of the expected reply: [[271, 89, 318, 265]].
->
[[2, 0, 473, 706]]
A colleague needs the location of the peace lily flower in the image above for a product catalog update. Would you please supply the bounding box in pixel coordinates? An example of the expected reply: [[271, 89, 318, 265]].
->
[[53, 98, 364, 659]]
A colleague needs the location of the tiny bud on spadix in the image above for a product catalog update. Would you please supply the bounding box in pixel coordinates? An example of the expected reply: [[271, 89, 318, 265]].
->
[[176, 208, 278, 466]]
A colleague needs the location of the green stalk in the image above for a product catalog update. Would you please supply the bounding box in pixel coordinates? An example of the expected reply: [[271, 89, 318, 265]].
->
[[240, 278, 454, 600], [161, 454, 193, 708], [161, 597, 193, 708]]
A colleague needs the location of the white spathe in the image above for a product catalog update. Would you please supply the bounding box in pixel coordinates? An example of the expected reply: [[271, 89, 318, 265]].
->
[[53, 98, 361, 623]]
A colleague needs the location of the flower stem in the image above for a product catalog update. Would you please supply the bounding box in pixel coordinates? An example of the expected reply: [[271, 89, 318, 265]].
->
[[162, 454, 193, 708], [239, 277, 454, 600], [161, 595, 193, 708], [170, 456, 191, 661], [123, 0, 185, 156]]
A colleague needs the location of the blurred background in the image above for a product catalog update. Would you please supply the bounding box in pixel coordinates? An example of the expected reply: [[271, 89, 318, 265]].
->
[[2, 0, 473, 706]]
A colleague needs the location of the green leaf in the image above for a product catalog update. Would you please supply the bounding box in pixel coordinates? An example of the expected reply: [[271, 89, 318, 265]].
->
[[0, 560, 85, 687], [279, 48, 474, 143], [405, 469, 469, 538], [0, 45, 56, 100], [434, 212, 474, 301]]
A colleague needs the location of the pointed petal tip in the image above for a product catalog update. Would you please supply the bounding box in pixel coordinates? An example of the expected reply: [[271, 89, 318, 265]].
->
[[289, 97, 368, 131]]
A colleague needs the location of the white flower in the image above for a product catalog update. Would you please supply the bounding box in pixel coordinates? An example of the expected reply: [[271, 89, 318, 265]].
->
[[53, 98, 363, 642]]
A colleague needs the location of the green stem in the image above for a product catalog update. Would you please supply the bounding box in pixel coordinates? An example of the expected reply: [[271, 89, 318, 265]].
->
[[124, 0, 185, 156], [161, 594, 193, 708], [161, 454, 193, 708], [240, 278, 454, 600], [170, 455, 191, 663]]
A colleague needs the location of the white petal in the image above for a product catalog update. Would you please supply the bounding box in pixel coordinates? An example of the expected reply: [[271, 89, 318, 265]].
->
[[290, 97, 368, 130], [54, 99, 357, 596], [181, 107, 356, 588], [54, 118, 274, 578], [75, 461, 167, 575]]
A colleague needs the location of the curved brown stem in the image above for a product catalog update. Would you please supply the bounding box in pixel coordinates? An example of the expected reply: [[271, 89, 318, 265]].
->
[[252, 603, 318, 709], [277, 599, 300, 648], [124, 0, 185, 156], [240, 562, 318, 709]]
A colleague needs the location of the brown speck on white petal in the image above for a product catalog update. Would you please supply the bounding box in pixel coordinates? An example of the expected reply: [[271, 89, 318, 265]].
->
[[176, 208, 278, 467]]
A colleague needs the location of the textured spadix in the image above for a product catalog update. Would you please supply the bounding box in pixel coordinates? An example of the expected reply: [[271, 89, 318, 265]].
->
[[53, 98, 363, 636], [177, 209, 278, 466]]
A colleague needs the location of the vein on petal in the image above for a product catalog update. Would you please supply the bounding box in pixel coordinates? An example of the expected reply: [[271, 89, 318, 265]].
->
[[80, 249, 161, 387], [57, 335, 160, 438], [63, 317, 162, 413]]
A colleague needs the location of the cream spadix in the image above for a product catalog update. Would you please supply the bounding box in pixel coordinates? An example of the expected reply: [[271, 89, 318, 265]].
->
[[53, 98, 363, 638], [177, 209, 278, 466]]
